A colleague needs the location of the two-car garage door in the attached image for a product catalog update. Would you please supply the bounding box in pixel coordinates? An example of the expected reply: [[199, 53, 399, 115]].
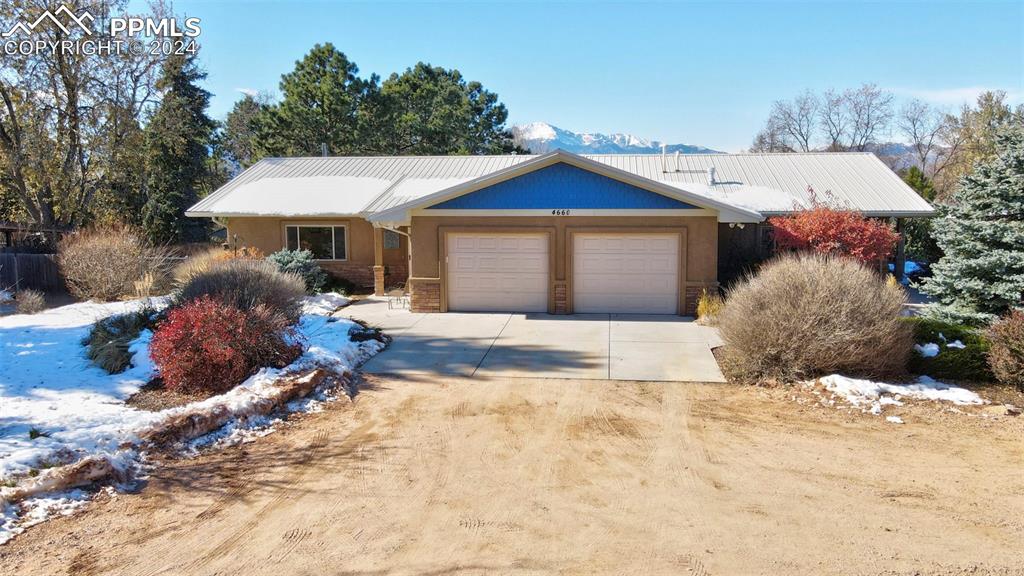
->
[[446, 232, 679, 314]]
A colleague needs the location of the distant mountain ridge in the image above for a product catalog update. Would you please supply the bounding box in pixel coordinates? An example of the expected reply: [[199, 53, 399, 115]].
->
[[511, 122, 721, 155]]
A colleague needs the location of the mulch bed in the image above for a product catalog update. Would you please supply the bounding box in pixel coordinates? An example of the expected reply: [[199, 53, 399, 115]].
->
[[125, 378, 205, 412]]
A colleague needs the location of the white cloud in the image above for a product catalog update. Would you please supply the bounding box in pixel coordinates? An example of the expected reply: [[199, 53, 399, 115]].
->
[[236, 87, 259, 97], [891, 86, 1024, 107]]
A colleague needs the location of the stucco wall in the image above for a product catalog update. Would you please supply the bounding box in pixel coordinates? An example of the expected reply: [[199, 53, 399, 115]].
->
[[407, 214, 718, 314], [223, 217, 408, 288]]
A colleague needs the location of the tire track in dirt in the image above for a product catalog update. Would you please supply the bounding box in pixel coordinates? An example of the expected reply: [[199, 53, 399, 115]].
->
[[123, 424, 358, 576]]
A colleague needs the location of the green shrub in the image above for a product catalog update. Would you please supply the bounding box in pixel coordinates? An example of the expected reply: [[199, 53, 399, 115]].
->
[[86, 308, 160, 374], [324, 275, 357, 296], [176, 259, 305, 322], [987, 310, 1024, 389], [15, 289, 46, 314], [718, 253, 912, 383], [267, 249, 328, 293], [904, 317, 993, 382]]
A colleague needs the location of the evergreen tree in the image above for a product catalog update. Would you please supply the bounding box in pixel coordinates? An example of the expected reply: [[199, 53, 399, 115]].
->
[[900, 166, 941, 264], [376, 63, 516, 154], [922, 122, 1024, 321], [142, 54, 216, 243], [223, 93, 270, 169], [256, 43, 376, 157]]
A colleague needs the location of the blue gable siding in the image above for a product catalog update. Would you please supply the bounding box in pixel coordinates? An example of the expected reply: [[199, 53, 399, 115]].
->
[[426, 163, 698, 210]]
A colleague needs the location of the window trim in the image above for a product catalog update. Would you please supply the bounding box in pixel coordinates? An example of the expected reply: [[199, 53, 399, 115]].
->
[[284, 224, 348, 261]]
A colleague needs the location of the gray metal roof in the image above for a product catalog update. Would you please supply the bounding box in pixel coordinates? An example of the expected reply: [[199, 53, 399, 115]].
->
[[188, 151, 934, 218]]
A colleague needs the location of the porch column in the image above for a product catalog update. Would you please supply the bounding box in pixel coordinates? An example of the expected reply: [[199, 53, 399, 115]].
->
[[894, 218, 906, 282], [373, 227, 385, 296]]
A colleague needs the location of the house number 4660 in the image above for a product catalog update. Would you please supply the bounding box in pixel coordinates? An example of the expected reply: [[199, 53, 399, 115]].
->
[[551, 209, 571, 216]]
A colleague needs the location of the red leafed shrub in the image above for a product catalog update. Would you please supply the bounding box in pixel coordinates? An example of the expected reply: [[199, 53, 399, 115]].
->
[[988, 310, 1024, 390], [150, 297, 303, 395], [769, 202, 899, 263]]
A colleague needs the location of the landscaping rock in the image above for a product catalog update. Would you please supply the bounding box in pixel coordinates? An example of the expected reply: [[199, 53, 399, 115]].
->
[[981, 404, 1020, 417]]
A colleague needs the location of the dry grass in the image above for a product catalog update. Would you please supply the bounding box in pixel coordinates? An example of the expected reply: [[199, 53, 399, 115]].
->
[[718, 252, 912, 383], [58, 226, 173, 301], [14, 289, 45, 314], [172, 246, 264, 287], [696, 288, 724, 326]]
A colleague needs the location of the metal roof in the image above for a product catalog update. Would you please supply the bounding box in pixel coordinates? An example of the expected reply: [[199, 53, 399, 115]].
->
[[187, 151, 934, 219]]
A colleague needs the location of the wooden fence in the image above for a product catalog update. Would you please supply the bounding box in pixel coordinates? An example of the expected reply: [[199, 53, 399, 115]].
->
[[0, 253, 63, 291]]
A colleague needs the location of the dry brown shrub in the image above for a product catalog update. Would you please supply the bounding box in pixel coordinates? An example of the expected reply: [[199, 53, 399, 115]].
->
[[58, 226, 172, 301], [987, 310, 1024, 390], [176, 258, 306, 322], [172, 246, 263, 287], [15, 289, 46, 314], [718, 252, 912, 383]]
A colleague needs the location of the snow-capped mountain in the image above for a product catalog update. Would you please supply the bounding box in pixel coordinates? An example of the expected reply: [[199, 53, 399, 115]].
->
[[512, 122, 721, 155]]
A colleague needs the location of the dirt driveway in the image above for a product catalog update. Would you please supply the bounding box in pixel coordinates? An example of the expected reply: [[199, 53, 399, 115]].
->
[[3, 376, 1023, 575]]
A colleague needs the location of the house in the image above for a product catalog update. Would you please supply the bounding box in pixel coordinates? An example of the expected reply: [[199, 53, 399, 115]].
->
[[187, 149, 934, 315]]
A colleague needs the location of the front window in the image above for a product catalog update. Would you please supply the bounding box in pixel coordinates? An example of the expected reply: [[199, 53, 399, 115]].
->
[[383, 229, 400, 249], [285, 225, 347, 260]]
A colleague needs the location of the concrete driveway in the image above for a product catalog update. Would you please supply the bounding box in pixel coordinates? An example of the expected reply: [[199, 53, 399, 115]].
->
[[342, 298, 726, 382]]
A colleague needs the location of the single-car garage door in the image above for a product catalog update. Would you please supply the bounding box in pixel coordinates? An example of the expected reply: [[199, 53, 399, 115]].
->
[[447, 233, 549, 312], [573, 233, 679, 314]]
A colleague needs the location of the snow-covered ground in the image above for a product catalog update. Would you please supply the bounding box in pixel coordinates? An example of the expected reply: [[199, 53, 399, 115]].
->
[[816, 374, 986, 418], [0, 292, 376, 544]]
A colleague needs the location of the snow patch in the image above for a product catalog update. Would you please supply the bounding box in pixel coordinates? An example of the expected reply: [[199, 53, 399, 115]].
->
[[0, 294, 382, 542], [1, 489, 91, 544], [818, 374, 985, 416], [914, 343, 940, 357], [946, 340, 966, 349], [885, 416, 904, 424], [301, 292, 350, 315]]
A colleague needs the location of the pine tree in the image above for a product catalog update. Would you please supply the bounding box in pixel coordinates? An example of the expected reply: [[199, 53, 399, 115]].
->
[[901, 166, 941, 263], [922, 122, 1024, 321], [142, 54, 216, 244]]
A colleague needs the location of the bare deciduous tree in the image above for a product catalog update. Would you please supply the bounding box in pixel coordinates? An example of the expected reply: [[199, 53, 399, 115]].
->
[[0, 0, 167, 227], [845, 83, 894, 152], [768, 90, 819, 152], [897, 98, 963, 180], [819, 88, 850, 151], [749, 116, 794, 152]]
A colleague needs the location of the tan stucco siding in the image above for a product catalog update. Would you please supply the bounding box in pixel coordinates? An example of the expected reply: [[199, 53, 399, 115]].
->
[[224, 217, 405, 267], [409, 215, 717, 282], [222, 217, 408, 288]]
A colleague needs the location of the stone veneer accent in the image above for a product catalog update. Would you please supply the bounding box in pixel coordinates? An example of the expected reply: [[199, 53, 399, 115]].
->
[[683, 284, 719, 316], [373, 265, 386, 296], [553, 283, 568, 314], [410, 281, 441, 312], [321, 262, 408, 290]]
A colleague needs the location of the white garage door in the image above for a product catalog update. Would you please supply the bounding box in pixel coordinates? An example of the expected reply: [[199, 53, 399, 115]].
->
[[447, 233, 549, 312], [573, 233, 679, 314]]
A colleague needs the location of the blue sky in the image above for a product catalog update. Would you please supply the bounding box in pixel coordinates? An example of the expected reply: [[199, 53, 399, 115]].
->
[[160, 1, 1022, 151]]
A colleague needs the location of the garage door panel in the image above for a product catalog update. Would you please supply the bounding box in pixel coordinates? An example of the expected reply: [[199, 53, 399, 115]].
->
[[573, 233, 679, 314], [447, 233, 549, 313]]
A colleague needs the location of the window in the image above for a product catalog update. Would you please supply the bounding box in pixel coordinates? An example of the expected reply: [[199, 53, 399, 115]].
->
[[383, 229, 400, 249], [285, 225, 347, 260]]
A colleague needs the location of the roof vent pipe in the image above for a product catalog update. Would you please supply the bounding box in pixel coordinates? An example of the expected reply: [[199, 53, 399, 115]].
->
[[321, 142, 328, 157], [674, 151, 681, 172], [661, 143, 667, 172], [708, 166, 716, 185]]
